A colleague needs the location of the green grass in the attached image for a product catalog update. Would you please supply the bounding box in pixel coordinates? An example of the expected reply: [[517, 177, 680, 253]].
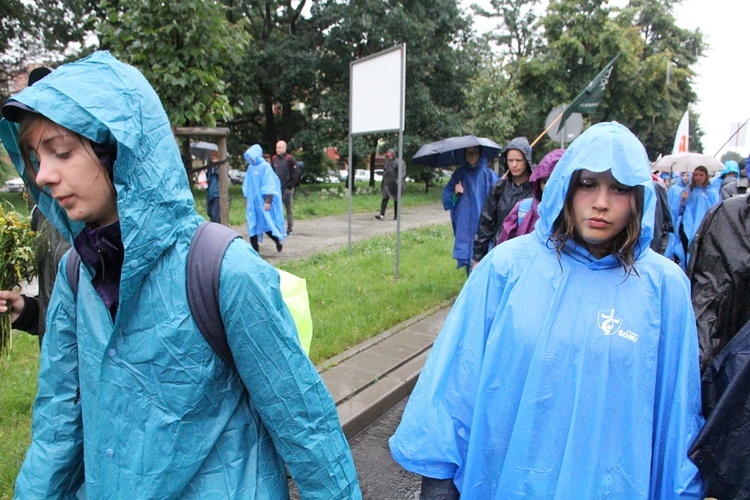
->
[[193, 181, 444, 225], [0, 222, 464, 497], [0, 333, 40, 499], [278, 224, 464, 363], [0, 193, 30, 217]]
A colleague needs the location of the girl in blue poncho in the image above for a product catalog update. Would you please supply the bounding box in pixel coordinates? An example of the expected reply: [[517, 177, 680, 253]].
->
[[0, 51, 360, 499], [675, 166, 720, 270], [390, 122, 703, 499]]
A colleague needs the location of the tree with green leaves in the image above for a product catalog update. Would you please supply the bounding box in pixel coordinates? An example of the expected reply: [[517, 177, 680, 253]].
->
[[298, 0, 474, 190], [1, 0, 100, 101], [99, 0, 245, 128]]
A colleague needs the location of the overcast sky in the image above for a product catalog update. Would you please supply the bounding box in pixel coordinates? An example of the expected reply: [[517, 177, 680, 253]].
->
[[466, 0, 750, 158]]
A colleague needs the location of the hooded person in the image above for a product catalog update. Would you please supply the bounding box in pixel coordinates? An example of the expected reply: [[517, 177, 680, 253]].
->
[[718, 160, 740, 200], [0, 51, 360, 498], [686, 194, 750, 498], [389, 122, 703, 498], [664, 170, 690, 261], [675, 165, 720, 270], [242, 144, 286, 253], [497, 148, 564, 244], [441, 145, 498, 273], [473, 136, 534, 264]]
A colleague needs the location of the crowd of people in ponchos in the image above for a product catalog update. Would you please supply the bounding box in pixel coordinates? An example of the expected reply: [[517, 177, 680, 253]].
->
[[1, 50, 749, 499]]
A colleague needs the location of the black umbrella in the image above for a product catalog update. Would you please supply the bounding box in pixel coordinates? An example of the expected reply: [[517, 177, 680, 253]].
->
[[190, 141, 219, 161], [412, 135, 503, 167]]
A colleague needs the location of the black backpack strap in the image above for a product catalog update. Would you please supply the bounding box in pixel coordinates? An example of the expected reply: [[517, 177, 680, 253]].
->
[[66, 249, 81, 296], [186, 221, 242, 370]]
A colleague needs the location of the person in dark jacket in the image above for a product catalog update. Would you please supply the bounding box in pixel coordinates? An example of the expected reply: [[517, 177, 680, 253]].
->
[[205, 149, 221, 223], [651, 174, 673, 254], [472, 137, 534, 265], [0, 65, 69, 345], [271, 140, 299, 235], [687, 193, 750, 498], [375, 148, 405, 220]]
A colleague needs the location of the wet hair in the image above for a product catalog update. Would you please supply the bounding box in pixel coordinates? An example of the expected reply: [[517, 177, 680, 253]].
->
[[548, 170, 645, 276], [17, 113, 117, 192]]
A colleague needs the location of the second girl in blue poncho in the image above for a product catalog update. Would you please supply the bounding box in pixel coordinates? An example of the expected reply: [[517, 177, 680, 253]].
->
[[391, 122, 703, 498]]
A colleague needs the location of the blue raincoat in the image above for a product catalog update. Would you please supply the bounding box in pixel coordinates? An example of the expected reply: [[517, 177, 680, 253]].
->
[[390, 122, 704, 498], [442, 154, 497, 269], [0, 52, 360, 499], [242, 145, 286, 242], [674, 183, 720, 270], [664, 173, 690, 260]]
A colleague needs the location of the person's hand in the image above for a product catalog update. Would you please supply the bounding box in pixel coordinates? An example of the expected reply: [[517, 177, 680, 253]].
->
[[0, 290, 25, 324], [455, 181, 464, 195], [264, 202, 271, 211], [681, 189, 689, 203]]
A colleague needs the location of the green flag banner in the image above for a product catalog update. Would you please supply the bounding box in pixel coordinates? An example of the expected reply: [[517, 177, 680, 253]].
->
[[557, 53, 620, 133]]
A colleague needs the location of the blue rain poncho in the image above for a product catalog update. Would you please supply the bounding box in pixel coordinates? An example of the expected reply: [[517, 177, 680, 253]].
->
[[664, 173, 690, 261], [674, 183, 720, 270], [442, 154, 497, 269], [390, 122, 704, 498], [0, 51, 360, 499], [242, 144, 286, 241]]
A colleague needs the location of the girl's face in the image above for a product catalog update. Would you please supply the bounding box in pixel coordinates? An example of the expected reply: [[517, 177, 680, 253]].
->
[[692, 169, 707, 186], [571, 169, 634, 259], [28, 121, 118, 227], [506, 149, 528, 179]]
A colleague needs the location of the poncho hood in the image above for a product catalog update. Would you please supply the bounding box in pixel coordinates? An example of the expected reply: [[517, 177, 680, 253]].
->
[[244, 144, 265, 166], [529, 148, 564, 201], [500, 136, 533, 169], [535, 122, 656, 262], [720, 160, 740, 178], [0, 51, 202, 310]]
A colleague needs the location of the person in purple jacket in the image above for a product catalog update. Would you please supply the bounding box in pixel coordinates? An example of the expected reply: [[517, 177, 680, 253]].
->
[[497, 148, 565, 245]]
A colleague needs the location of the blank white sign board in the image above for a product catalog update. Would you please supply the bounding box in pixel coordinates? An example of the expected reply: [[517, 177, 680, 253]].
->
[[350, 45, 405, 135]]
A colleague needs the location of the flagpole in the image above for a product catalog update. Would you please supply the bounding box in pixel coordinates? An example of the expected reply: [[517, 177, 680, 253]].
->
[[531, 111, 563, 148], [712, 116, 750, 157]]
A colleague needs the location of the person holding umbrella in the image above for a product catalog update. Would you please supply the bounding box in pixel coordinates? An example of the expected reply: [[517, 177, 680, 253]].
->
[[674, 165, 720, 270], [441, 145, 497, 274], [472, 137, 534, 266]]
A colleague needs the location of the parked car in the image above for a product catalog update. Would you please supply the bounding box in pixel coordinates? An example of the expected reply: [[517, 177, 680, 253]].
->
[[4, 177, 24, 192], [373, 169, 383, 182], [228, 169, 246, 185]]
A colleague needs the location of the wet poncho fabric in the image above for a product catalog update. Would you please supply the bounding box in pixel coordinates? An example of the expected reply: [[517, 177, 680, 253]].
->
[[242, 144, 286, 242], [676, 184, 720, 270], [442, 154, 497, 269], [0, 51, 360, 499], [390, 122, 704, 498]]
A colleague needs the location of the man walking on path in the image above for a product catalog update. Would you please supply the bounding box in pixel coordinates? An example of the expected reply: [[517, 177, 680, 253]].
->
[[272, 140, 299, 235], [375, 148, 405, 220]]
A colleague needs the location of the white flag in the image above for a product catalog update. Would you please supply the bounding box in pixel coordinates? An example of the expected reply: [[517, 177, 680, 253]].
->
[[672, 110, 689, 154]]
